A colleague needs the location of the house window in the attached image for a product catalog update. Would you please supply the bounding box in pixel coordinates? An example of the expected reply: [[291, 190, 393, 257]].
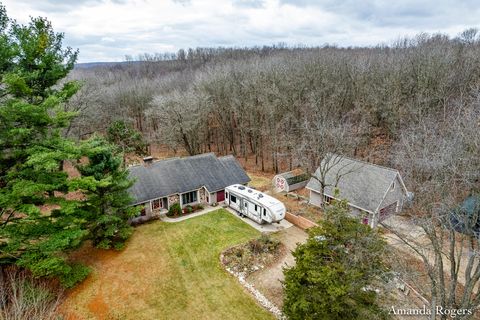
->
[[182, 191, 197, 205], [152, 199, 161, 210], [323, 195, 332, 204], [231, 195, 237, 203]]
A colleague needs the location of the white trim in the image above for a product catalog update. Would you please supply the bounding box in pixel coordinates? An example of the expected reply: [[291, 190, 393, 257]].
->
[[319, 190, 374, 214], [374, 175, 397, 213], [374, 173, 409, 213]]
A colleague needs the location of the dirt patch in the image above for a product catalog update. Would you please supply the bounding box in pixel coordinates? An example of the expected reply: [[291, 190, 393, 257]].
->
[[86, 290, 109, 320]]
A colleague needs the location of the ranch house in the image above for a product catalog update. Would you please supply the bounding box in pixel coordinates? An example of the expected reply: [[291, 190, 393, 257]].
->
[[128, 153, 250, 215], [306, 154, 412, 228]]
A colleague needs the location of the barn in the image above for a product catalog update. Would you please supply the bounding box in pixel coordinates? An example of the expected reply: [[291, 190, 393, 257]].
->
[[128, 153, 250, 215], [306, 154, 412, 227], [272, 169, 309, 193]]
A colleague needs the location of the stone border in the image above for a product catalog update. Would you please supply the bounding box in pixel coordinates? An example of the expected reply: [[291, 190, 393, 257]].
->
[[220, 252, 286, 320]]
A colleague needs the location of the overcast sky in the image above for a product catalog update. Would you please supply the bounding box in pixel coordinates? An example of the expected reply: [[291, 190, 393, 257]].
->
[[3, 0, 479, 63]]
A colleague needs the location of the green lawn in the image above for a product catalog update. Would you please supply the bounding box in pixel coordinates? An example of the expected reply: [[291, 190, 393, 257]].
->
[[62, 209, 274, 320]]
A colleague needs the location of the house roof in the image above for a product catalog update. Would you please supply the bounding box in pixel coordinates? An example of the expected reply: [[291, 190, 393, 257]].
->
[[128, 153, 250, 204], [306, 154, 406, 213]]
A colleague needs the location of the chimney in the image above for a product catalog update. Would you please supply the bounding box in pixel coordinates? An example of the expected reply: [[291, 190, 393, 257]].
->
[[143, 156, 154, 166]]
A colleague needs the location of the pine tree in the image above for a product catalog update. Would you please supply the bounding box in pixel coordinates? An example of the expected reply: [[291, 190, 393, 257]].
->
[[107, 120, 147, 165], [75, 136, 137, 250], [0, 4, 134, 287], [283, 198, 389, 320]]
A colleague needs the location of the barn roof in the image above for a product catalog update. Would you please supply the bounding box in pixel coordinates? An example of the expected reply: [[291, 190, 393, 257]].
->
[[128, 153, 250, 204], [306, 154, 407, 213], [275, 169, 309, 186]]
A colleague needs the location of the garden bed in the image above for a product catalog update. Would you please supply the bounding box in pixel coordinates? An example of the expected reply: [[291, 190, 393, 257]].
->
[[221, 234, 286, 276], [166, 203, 205, 218]]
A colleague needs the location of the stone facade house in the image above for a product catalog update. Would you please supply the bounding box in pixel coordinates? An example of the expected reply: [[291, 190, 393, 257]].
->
[[128, 153, 250, 215], [306, 154, 412, 227]]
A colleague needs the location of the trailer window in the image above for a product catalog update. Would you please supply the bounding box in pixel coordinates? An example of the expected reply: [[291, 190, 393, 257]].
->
[[263, 208, 266, 216], [244, 202, 248, 208], [231, 195, 237, 203], [254, 204, 258, 211]]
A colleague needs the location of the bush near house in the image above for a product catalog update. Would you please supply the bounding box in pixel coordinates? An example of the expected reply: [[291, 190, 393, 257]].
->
[[166, 203, 206, 216], [167, 203, 182, 217]]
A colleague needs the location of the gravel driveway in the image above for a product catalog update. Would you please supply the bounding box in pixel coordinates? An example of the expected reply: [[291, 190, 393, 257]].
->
[[248, 226, 308, 307]]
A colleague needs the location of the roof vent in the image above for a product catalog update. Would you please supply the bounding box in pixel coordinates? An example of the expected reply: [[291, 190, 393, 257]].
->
[[258, 194, 264, 198], [238, 186, 245, 190], [247, 189, 253, 193]]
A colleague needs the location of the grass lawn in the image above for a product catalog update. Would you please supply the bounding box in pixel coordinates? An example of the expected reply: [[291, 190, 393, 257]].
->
[[248, 173, 273, 191], [61, 209, 274, 320]]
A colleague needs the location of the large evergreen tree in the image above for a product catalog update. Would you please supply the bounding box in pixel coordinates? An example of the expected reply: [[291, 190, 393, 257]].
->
[[75, 136, 136, 250], [0, 4, 134, 287], [283, 199, 389, 320], [107, 119, 147, 165]]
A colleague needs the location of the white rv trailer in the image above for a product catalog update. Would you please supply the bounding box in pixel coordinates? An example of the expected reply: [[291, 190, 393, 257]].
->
[[225, 184, 286, 224]]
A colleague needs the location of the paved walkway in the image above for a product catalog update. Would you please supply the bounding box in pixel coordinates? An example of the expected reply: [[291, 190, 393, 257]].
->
[[159, 205, 293, 233], [225, 207, 293, 233], [159, 206, 221, 222]]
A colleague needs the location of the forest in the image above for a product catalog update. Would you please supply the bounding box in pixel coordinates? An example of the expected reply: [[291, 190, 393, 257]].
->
[[68, 32, 480, 200]]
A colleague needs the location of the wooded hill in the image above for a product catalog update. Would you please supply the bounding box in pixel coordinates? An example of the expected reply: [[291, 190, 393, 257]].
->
[[67, 32, 480, 199]]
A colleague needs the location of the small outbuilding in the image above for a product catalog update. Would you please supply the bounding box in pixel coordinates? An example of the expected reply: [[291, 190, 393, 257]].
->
[[273, 169, 309, 193]]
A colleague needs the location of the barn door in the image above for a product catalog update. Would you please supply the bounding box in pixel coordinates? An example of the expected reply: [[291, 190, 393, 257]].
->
[[217, 190, 225, 202]]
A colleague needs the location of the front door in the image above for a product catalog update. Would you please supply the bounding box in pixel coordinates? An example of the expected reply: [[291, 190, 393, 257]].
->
[[217, 190, 225, 202]]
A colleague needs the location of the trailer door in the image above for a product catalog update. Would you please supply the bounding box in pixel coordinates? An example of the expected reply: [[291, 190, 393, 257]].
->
[[242, 200, 248, 215]]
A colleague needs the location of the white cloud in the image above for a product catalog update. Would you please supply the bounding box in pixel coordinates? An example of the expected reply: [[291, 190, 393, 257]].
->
[[2, 0, 479, 62]]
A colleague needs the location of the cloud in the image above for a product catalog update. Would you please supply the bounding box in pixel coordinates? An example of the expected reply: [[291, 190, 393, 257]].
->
[[1, 0, 478, 62]]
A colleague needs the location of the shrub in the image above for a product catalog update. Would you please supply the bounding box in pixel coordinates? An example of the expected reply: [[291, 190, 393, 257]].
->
[[248, 233, 280, 254], [168, 202, 182, 216], [185, 205, 193, 214], [59, 264, 91, 288], [0, 267, 63, 320]]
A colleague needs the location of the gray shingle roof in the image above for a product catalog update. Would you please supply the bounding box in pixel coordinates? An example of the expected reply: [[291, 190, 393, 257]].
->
[[127, 153, 250, 204], [306, 154, 400, 213]]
